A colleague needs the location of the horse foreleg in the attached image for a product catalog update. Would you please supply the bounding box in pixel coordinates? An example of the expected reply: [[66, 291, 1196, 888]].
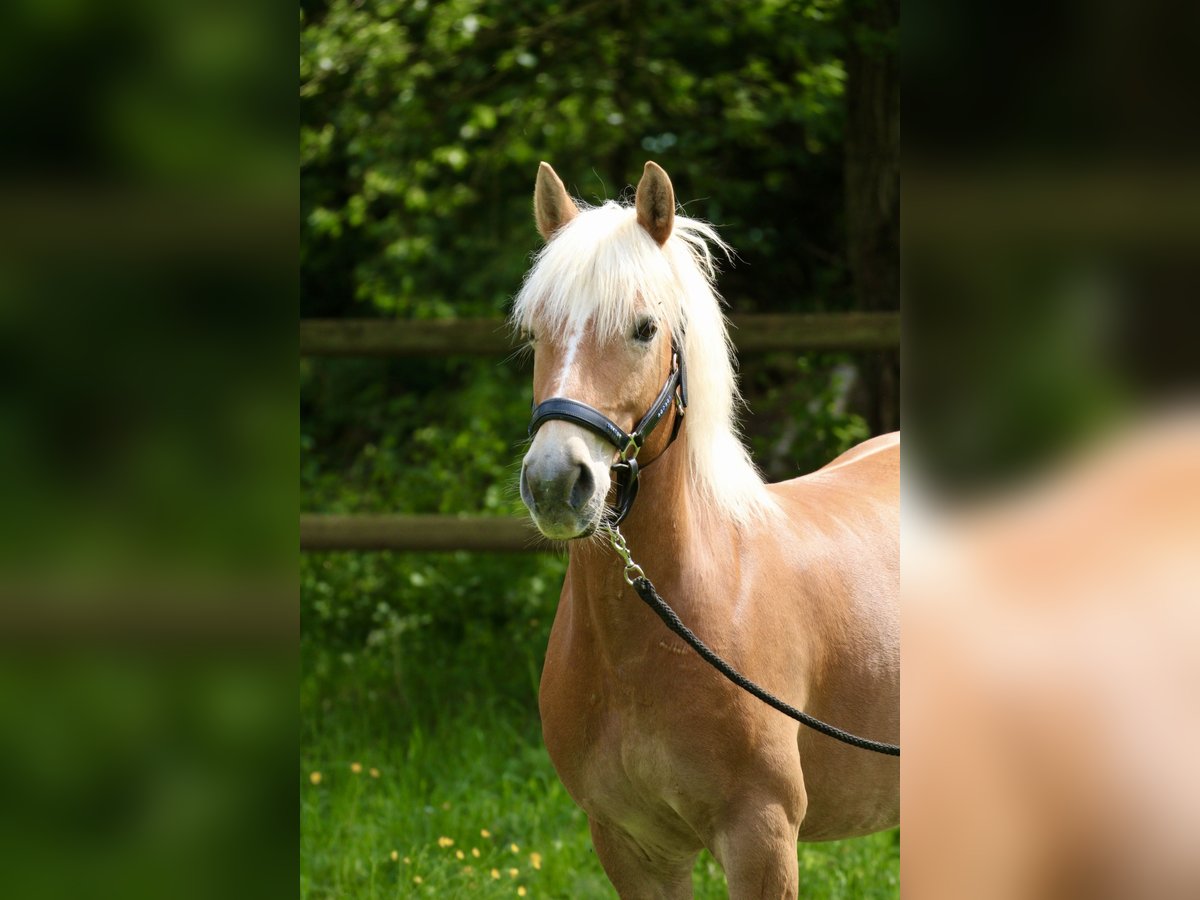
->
[[589, 818, 697, 900], [711, 796, 805, 900]]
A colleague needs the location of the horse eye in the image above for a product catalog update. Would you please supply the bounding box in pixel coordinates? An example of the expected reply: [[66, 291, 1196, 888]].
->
[[633, 318, 658, 342]]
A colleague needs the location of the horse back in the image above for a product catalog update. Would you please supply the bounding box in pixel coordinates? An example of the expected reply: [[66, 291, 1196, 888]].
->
[[816, 431, 899, 485], [766, 430, 899, 513]]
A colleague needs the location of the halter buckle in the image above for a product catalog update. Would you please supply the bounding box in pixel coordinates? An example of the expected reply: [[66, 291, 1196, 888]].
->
[[620, 435, 641, 462]]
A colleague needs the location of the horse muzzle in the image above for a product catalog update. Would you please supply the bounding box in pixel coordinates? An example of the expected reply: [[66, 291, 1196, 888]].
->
[[520, 433, 609, 539]]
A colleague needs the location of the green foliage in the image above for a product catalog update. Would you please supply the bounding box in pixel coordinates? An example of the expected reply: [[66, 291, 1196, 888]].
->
[[301, 0, 855, 318], [300, 352, 553, 692], [743, 352, 871, 479], [301, 357, 532, 515]]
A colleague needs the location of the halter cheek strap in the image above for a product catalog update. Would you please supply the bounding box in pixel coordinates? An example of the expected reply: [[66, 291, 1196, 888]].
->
[[527, 341, 687, 526]]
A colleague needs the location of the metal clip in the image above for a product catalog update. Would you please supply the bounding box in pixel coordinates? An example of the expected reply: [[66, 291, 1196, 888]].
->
[[620, 435, 641, 462], [603, 525, 645, 585]]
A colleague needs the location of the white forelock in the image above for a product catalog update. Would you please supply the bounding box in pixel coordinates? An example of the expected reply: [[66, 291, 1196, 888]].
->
[[512, 200, 778, 526]]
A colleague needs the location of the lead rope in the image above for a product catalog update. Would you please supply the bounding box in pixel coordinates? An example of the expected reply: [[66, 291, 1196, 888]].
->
[[603, 525, 900, 757]]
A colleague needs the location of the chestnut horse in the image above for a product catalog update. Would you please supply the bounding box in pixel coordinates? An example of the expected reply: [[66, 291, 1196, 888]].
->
[[515, 161, 898, 898]]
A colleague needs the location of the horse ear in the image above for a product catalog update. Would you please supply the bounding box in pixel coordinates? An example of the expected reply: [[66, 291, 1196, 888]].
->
[[534, 162, 579, 240], [635, 161, 675, 246]]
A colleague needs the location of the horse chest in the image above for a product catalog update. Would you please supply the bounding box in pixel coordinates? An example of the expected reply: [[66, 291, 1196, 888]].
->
[[541, 641, 720, 839]]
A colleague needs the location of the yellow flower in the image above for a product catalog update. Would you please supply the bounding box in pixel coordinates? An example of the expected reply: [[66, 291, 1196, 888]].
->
[[490, 868, 500, 880], [369, 767, 380, 778], [309, 771, 322, 785], [437, 836, 454, 848], [471, 847, 480, 858], [510, 843, 520, 853], [508, 867, 519, 878], [350, 762, 362, 774], [530, 852, 542, 870], [455, 850, 465, 860], [403, 857, 411, 865], [390, 851, 398, 862], [413, 875, 423, 885], [517, 888, 527, 897], [481, 829, 491, 838]]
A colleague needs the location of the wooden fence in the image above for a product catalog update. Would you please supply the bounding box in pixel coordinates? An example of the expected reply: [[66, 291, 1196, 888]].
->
[[300, 312, 899, 356], [301, 313, 899, 552], [301, 514, 550, 552]]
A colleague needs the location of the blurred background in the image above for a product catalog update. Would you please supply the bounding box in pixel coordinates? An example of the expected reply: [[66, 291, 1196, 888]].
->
[[300, 0, 899, 896], [0, 1, 294, 899], [904, 0, 1200, 897]]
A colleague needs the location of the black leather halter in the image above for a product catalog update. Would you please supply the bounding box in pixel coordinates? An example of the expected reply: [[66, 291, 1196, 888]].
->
[[528, 340, 688, 525]]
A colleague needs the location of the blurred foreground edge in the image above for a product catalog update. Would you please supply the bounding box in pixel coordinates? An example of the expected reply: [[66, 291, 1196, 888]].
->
[[902, 410, 1200, 900]]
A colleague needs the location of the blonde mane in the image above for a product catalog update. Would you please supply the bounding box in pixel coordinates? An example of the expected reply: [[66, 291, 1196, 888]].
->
[[512, 200, 777, 526]]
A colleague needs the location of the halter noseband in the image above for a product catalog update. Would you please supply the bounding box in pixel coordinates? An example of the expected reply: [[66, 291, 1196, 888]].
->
[[528, 340, 688, 526]]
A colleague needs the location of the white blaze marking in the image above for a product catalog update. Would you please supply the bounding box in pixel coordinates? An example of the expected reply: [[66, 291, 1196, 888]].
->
[[552, 324, 585, 396]]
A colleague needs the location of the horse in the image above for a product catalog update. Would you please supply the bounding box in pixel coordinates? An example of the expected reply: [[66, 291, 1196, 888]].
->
[[514, 160, 899, 898]]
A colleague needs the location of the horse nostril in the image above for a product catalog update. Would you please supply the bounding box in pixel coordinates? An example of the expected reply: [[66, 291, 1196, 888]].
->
[[519, 464, 536, 511], [568, 462, 594, 511]]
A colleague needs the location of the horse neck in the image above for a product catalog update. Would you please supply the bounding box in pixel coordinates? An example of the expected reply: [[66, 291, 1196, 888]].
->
[[566, 432, 735, 644]]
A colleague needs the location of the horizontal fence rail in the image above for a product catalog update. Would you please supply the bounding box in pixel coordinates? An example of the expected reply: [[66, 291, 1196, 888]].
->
[[300, 312, 900, 357], [301, 514, 552, 553]]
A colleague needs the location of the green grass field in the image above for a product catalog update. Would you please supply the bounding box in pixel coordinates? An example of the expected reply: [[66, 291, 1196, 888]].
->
[[301, 607, 898, 899]]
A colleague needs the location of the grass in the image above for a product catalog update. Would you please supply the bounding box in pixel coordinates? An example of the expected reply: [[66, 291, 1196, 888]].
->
[[301, 628, 898, 899]]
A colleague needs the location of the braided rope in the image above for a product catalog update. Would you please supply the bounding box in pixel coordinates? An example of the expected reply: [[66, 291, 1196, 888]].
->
[[630, 576, 900, 757]]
